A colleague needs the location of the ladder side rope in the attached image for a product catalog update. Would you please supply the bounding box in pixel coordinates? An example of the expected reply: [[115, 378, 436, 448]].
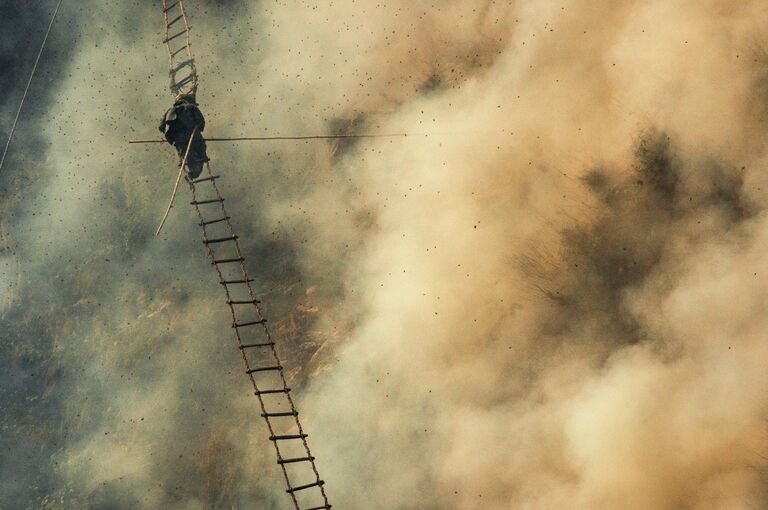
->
[[0, 0, 64, 175], [188, 163, 331, 510]]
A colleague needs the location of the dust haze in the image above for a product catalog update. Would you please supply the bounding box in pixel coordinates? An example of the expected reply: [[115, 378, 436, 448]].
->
[[1, 0, 767, 509]]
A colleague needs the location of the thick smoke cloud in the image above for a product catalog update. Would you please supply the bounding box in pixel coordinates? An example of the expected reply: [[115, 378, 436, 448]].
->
[[1, 0, 767, 509]]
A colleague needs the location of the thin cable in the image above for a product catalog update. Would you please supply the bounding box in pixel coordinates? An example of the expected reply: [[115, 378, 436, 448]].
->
[[0, 0, 64, 174], [128, 133, 413, 143]]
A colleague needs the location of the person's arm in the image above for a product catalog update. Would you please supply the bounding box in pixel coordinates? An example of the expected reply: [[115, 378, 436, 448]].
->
[[193, 107, 206, 132], [159, 107, 173, 133]]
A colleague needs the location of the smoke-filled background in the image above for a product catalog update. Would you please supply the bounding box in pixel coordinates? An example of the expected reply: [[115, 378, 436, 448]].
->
[[1, 0, 768, 508]]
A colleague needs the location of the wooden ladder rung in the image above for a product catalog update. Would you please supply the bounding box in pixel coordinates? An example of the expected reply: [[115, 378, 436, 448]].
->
[[287, 480, 324, 494]]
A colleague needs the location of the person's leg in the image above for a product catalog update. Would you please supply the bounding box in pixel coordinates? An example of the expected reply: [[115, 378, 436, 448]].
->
[[187, 160, 204, 180], [174, 141, 185, 163], [191, 135, 209, 163]]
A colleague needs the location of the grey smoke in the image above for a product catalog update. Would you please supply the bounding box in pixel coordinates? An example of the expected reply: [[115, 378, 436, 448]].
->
[[1, 1, 768, 509]]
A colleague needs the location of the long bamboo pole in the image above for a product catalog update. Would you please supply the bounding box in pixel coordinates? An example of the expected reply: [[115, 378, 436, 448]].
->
[[155, 127, 198, 236]]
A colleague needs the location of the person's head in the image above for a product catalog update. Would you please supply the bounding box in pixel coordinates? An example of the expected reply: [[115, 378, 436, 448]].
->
[[174, 92, 196, 104]]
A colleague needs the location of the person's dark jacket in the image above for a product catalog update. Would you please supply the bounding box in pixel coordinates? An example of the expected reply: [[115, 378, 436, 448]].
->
[[159, 98, 205, 143], [158, 97, 209, 179]]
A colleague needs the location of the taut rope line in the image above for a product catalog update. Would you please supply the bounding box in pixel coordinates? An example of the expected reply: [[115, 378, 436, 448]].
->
[[0, 0, 65, 175]]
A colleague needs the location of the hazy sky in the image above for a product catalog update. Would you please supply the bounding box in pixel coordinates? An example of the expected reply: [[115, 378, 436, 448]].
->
[[1, 1, 767, 509]]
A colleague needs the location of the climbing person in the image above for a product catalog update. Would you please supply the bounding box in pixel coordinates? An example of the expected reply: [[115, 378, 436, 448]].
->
[[158, 92, 209, 179]]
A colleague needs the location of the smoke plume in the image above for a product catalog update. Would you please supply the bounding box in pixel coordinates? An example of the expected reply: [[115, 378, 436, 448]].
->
[[1, 0, 767, 509]]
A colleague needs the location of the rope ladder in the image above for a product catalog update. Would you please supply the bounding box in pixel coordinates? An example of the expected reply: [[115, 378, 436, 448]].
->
[[160, 2, 332, 508]]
